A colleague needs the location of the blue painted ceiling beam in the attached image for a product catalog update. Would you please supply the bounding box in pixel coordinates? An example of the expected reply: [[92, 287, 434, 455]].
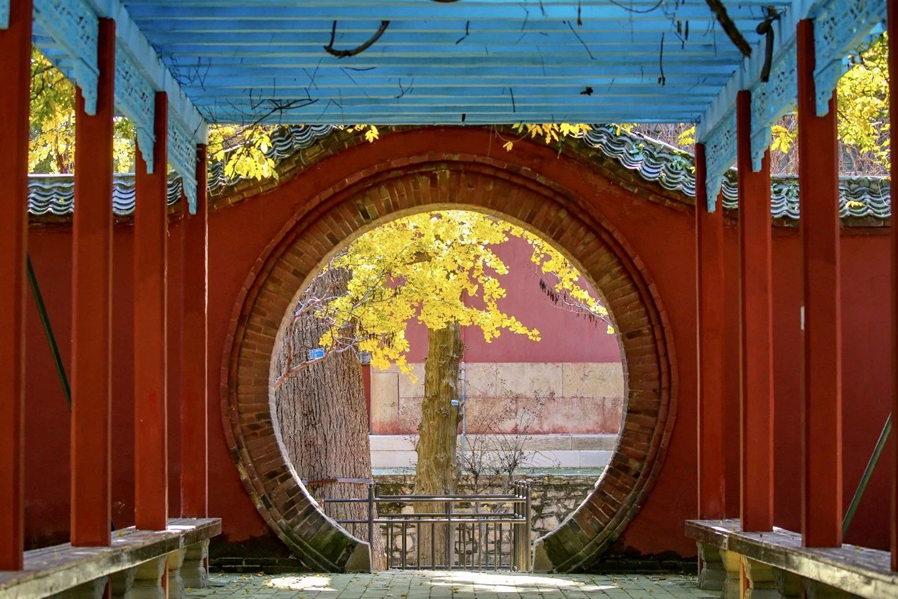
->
[[209, 114, 702, 125], [143, 31, 752, 46], [131, 18, 765, 35], [184, 89, 720, 104], [112, 0, 863, 129], [124, 2, 782, 21], [156, 45, 745, 60]]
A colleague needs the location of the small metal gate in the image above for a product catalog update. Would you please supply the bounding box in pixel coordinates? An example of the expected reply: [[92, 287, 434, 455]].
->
[[325, 482, 532, 571]]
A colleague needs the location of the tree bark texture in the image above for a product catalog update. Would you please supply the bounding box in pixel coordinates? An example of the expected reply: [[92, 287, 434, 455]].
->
[[273, 269, 385, 569], [413, 322, 464, 567]]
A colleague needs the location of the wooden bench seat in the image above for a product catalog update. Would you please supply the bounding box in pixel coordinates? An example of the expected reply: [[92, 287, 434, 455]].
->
[[0, 517, 220, 598], [686, 518, 898, 599]]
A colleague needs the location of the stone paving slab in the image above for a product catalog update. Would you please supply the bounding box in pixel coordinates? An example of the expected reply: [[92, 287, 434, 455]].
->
[[188, 571, 716, 598]]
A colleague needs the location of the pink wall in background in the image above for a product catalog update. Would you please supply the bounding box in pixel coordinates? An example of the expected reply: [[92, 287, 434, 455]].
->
[[401, 235, 622, 364]]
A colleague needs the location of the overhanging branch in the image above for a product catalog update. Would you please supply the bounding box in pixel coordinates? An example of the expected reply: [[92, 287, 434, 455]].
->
[[704, 0, 752, 57], [324, 20, 391, 58]]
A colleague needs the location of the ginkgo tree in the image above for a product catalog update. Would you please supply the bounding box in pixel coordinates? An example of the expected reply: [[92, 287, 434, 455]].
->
[[274, 210, 610, 564]]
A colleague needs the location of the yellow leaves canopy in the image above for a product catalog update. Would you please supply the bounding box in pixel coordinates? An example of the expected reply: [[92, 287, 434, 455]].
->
[[315, 211, 611, 376]]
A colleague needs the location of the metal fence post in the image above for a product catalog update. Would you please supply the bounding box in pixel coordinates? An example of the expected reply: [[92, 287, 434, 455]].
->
[[367, 483, 375, 564], [522, 482, 532, 572], [446, 500, 453, 569]]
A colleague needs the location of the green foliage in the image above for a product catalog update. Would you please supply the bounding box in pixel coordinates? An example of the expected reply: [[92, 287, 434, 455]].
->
[[30, 51, 134, 174], [837, 34, 889, 168], [29, 50, 75, 173]]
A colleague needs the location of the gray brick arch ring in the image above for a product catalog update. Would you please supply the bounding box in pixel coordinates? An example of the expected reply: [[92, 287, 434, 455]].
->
[[221, 156, 677, 573]]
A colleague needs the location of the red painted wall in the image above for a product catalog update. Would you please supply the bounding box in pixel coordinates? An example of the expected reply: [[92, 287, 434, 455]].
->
[[21, 128, 892, 560]]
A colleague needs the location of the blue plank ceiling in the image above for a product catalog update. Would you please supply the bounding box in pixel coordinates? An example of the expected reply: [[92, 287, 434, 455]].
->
[[123, 0, 783, 125], [15, 0, 888, 210]]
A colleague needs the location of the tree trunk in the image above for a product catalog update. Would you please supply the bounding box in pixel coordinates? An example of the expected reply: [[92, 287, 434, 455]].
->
[[414, 322, 463, 567], [273, 268, 386, 570]]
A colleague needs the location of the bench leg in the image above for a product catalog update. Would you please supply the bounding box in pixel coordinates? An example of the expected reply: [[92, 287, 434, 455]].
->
[[53, 576, 108, 599], [123, 556, 167, 599], [741, 557, 781, 599], [772, 568, 802, 598], [802, 579, 859, 599], [180, 539, 209, 589], [166, 548, 186, 599], [698, 542, 726, 591], [110, 567, 137, 598], [719, 549, 742, 599]]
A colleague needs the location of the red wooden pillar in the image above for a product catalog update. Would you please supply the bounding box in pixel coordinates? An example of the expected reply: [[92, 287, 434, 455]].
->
[[736, 90, 775, 532], [695, 143, 727, 520], [135, 93, 169, 531], [796, 19, 843, 548], [889, 0, 898, 571], [181, 146, 209, 517], [0, 0, 32, 571], [71, 18, 116, 547]]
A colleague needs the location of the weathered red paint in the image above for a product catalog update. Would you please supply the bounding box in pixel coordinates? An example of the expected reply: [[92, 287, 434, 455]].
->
[[737, 91, 775, 532], [0, 0, 32, 571], [134, 93, 169, 531], [890, 0, 898, 571], [695, 143, 727, 520], [71, 18, 116, 548], [797, 19, 843, 548], [181, 146, 209, 518], [19, 128, 895, 559]]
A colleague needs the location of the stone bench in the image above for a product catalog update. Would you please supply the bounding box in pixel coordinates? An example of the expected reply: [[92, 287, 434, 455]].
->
[[0, 517, 220, 599], [686, 518, 898, 599]]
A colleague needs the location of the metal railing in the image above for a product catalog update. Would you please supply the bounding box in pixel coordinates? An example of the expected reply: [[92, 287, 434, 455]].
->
[[325, 482, 532, 571]]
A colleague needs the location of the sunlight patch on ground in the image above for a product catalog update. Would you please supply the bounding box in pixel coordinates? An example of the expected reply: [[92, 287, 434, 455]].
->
[[264, 574, 336, 591], [425, 570, 619, 592], [191, 570, 715, 597]]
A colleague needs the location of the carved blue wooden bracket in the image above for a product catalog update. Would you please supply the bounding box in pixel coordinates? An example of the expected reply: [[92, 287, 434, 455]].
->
[[812, 0, 887, 116], [33, 0, 99, 115], [697, 0, 809, 203], [0, 0, 9, 29], [168, 114, 198, 213], [749, 38, 798, 171], [698, 111, 737, 212], [115, 45, 156, 173]]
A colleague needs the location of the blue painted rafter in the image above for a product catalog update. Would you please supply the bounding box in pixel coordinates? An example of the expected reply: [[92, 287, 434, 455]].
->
[[121, 0, 783, 129]]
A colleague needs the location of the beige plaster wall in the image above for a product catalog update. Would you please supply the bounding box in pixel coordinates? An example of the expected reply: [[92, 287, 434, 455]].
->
[[370, 362, 625, 435]]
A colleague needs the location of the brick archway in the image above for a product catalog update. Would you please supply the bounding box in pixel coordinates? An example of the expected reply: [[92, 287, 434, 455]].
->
[[221, 155, 677, 573]]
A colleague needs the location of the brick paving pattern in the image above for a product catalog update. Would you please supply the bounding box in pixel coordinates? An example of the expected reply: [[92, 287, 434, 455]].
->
[[187, 571, 715, 598]]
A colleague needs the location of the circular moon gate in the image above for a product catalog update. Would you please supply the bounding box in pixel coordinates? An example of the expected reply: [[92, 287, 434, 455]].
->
[[222, 156, 676, 573]]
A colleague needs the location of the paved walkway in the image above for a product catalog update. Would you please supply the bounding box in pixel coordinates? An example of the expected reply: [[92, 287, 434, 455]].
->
[[187, 571, 715, 598]]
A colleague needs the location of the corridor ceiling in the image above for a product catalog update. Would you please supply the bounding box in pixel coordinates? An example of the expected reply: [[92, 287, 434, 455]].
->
[[27, 0, 885, 208], [118, 0, 796, 126]]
